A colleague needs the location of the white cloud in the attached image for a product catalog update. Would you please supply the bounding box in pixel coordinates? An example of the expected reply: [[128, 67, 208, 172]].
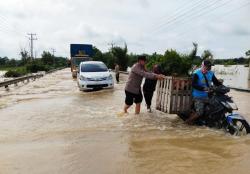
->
[[0, 0, 249, 59]]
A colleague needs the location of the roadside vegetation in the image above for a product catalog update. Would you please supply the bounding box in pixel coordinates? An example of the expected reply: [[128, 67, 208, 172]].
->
[[1, 45, 249, 78], [92, 43, 249, 76], [0, 50, 68, 77]]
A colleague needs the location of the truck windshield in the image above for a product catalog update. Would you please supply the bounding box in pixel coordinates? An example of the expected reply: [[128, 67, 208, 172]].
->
[[81, 63, 108, 72], [72, 57, 91, 66]]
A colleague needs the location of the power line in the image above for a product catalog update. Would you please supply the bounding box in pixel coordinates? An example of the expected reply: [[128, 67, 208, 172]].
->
[[173, 1, 250, 39], [168, 0, 234, 31], [151, 0, 236, 39], [151, 0, 214, 32], [151, 0, 205, 30], [151, 0, 220, 33]]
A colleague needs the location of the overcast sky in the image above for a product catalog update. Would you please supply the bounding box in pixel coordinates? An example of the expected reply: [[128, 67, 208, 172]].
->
[[0, 0, 249, 59]]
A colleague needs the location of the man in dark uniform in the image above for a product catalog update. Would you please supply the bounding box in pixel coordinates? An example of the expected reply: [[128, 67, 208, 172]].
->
[[143, 64, 161, 112]]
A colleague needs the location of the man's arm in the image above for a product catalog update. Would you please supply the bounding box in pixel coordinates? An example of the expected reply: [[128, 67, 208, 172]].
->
[[131, 65, 157, 79], [212, 74, 222, 86]]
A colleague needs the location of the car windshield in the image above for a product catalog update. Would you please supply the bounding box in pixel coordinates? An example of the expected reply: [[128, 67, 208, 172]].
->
[[81, 63, 108, 72]]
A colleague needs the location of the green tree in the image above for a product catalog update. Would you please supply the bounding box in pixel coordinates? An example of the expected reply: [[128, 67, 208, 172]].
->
[[0, 56, 9, 66], [189, 42, 198, 60], [246, 50, 250, 65], [159, 50, 184, 76], [41, 51, 54, 65], [7, 59, 17, 67], [92, 46, 104, 62], [127, 53, 138, 67], [103, 52, 114, 68], [20, 49, 30, 65], [246, 50, 250, 58], [111, 44, 128, 71], [146, 52, 163, 70]]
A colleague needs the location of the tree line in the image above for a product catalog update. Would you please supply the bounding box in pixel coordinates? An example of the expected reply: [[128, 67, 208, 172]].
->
[[92, 43, 249, 76], [0, 50, 68, 77], [1, 44, 249, 77]]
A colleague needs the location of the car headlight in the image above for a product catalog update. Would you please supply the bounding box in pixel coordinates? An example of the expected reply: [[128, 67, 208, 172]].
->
[[80, 75, 87, 81], [107, 74, 113, 80]]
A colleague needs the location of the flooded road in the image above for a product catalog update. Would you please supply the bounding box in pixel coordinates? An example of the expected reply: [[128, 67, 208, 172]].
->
[[0, 68, 250, 174]]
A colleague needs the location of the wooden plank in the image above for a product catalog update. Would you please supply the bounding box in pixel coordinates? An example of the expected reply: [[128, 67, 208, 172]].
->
[[159, 79, 164, 111], [164, 78, 170, 112], [173, 79, 177, 112], [162, 79, 168, 112], [167, 77, 173, 113], [160, 80, 164, 111], [157, 80, 163, 111], [179, 80, 185, 112], [155, 80, 160, 110]]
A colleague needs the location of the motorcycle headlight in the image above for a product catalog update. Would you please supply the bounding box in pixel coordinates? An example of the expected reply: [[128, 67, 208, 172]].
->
[[221, 101, 231, 109], [221, 101, 238, 110], [227, 101, 238, 110]]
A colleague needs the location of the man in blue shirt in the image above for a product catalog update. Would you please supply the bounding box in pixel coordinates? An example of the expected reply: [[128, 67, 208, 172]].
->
[[186, 60, 222, 124]]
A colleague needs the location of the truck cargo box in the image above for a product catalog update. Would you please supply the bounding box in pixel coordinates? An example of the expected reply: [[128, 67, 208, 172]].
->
[[70, 44, 93, 57]]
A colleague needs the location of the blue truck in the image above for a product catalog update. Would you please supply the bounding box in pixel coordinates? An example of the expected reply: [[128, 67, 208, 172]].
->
[[70, 44, 93, 78]]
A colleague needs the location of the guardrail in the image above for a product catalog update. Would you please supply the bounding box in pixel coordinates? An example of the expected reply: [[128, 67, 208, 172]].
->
[[0, 67, 67, 89], [46, 67, 66, 74], [0, 74, 44, 88]]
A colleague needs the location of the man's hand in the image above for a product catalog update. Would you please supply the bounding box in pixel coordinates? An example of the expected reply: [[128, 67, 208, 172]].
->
[[156, 74, 165, 80], [203, 87, 210, 92]]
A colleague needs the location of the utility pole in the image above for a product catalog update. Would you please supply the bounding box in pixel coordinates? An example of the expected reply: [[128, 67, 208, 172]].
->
[[51, 48, 56, 56], [27, 33, 37, 60], [51, 48, 56, 67]]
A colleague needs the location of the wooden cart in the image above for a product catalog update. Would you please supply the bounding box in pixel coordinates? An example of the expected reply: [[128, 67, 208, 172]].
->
[[156, 76, 192, 114]]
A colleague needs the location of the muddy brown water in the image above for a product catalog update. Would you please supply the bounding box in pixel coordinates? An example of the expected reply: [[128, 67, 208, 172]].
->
[[0, 68, 250, 174]]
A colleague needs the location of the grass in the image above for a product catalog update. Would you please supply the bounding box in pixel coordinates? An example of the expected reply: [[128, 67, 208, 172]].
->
[[0, 66, 26, 71]]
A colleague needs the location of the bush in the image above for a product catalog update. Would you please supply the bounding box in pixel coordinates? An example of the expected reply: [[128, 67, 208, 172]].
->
[[147, 49, 193, 76], [4, 70, 23, 77], [26, 63, 49, 73]]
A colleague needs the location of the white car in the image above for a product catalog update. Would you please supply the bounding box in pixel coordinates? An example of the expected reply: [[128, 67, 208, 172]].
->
[[77, 61, 114, 91]]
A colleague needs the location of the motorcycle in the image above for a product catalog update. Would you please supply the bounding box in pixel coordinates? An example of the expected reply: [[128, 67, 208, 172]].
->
[[178, 85, 250, 136]]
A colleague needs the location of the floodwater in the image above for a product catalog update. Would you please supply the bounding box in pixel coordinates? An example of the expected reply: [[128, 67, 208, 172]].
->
[[213, 65, 250, 89], [0, 68, 250, 174], [0, 71, 7, 82]]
